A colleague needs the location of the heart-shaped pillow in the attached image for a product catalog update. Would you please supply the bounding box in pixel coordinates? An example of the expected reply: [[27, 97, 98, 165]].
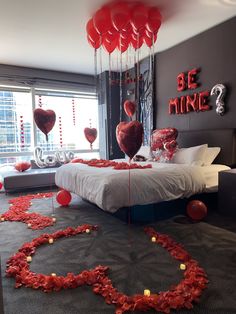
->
[[84, 128, 97, 145], [15, 161, 31, 172], [33, 109, 56, 141], [116, 121, 143, 159]]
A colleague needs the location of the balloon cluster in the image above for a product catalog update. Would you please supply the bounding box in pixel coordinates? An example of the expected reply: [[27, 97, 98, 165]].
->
[[86, 1, 162, 53]]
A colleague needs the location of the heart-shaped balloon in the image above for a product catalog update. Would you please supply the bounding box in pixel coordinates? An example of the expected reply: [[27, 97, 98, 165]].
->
[[15, 161, 31, 172], [84, 128, 97, 148], [33, 109, 56, 141], [124, 100, 136, 118], [116, 121, 143, 159]]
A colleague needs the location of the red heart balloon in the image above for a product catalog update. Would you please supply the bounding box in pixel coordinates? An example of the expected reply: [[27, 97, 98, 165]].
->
[[124, 100, 136, 117], [33, 109, 56, 141], [84, 128, 97, 145], [15, 161, 31, 172], [116, 121, 143, 159]]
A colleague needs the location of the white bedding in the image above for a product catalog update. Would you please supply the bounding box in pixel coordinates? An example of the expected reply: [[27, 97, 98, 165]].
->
[[55, 161, 229, 213]]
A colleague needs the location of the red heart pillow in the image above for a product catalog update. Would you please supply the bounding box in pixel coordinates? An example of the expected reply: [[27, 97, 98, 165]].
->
[[116, 121, 143, 159], [15, 161, 31, 172]]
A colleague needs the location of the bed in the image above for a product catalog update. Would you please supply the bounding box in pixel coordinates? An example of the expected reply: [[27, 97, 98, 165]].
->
[[55, 129, 236, 219]]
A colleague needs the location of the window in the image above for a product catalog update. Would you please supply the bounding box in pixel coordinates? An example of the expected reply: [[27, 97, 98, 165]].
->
[[0, 87, 99, 165]]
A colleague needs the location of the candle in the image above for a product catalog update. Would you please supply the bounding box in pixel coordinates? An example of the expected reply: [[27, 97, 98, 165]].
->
[[85, 229, 90, 234], [27, 223, 32, 228], [52, 217, 57, 222], [51, 273, 57, 277], [180, 264, 186, 270], [144, 289, 151, 297], [151, 237, 156, 243], [49, 238, 54, 244], [0, 217, 5, 222], [26, 256, 32, 262]]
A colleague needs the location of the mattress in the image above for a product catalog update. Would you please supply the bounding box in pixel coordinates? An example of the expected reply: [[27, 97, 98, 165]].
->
[[55, 161, 229, 213]]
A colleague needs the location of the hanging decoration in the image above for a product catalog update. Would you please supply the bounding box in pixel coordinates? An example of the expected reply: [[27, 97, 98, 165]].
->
[[19, 115, 25, 149], [33, 108, 56, 142], [84, 119, 97, 149], [58, 116, 63, 148], [124, 100, 136, 118], [6, 225, 208, 313], [38, 95, 43, 108], [116, 121, 143, 160], [72, 98, 76, 126], [0, 192, 55, 230]]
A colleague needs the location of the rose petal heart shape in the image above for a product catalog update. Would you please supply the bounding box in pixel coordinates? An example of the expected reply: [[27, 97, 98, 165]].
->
[[84, 128, 97, 144], [124, 100, 136, 117], [116, 121, 143, 159], [15, 161, 31, 172], [33, 109, 56, 141]]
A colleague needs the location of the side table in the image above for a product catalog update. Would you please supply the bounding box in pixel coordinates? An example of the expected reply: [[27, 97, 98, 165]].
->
[[218, 169, 236, 216]]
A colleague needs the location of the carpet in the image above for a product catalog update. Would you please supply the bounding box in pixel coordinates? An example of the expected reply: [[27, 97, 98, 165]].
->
[[0, 191, 236, 314]]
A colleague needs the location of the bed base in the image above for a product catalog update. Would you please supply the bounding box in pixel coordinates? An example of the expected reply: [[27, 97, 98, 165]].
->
[[113, 193, 217, 224]]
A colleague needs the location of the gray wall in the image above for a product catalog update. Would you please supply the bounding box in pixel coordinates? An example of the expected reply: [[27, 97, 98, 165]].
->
[[155, 17, 236, 131]]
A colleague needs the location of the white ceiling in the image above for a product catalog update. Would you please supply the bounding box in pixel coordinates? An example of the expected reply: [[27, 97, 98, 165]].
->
[[0, 0, 235, 75]]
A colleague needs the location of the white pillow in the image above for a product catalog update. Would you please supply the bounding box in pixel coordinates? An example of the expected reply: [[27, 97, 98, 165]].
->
[[136, 145, 151, 158], [172, 144, 208, 166], [203, 147, 221, 166]]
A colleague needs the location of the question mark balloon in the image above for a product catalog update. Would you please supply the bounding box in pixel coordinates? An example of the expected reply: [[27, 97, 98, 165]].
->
[[211, 84, 226, 116]]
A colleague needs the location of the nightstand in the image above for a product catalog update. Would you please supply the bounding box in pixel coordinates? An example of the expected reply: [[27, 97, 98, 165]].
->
[[218, 169, 236, 216]]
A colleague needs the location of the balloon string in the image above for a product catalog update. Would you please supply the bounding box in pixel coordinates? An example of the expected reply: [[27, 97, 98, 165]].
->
[[94, 49, 98, 97], [109, 53, 113, 157], [128, 162, 131, 225], [119, 48, 123, 122]]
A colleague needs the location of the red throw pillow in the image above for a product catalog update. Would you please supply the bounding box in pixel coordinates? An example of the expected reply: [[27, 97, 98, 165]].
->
[[15, 161, 31, 172]]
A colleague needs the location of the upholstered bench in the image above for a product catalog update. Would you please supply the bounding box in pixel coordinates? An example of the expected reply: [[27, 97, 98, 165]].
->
[[1, 167, 59, 193]]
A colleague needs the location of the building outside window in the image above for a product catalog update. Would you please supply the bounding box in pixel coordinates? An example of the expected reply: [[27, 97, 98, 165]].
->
[[0, 87, 99, 165]]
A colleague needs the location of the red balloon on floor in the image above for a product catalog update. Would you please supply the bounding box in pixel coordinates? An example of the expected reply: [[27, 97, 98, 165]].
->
[[56, 190, 72, 206], [187, 200, 207, 221], [0, 182, 3, 190]]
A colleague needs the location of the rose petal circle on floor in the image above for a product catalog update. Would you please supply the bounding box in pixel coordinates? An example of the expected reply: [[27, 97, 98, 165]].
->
[[6, 224, 208, 314]]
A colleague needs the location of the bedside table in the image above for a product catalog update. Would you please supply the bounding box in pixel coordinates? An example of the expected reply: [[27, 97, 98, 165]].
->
[[218, 169, 236, 216]]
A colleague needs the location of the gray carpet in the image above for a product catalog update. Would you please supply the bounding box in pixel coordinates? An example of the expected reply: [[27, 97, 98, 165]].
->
[[0, 190, 236, 314]]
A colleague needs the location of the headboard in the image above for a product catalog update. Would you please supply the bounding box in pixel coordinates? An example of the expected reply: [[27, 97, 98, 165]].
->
[[177, 129, 236, 167]]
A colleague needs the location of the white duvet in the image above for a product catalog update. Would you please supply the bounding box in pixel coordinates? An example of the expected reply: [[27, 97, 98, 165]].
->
[[55, 161, 225, 213]]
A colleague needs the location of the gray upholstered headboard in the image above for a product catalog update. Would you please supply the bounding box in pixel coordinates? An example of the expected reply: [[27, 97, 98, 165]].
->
[[177, 129, 236, 167]]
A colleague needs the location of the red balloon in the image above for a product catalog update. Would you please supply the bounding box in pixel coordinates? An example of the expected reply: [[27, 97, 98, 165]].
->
[[84, 127, 97, 144], [15, 161, 31, 172], [131, 4, 149, 31], [0, 182, 3, 190], [111, 2, 130, 31], [103, 38, 117, 54], [86, 19, 100, 44], [151, 128, 178, 151], [143, 33, 157, 47], [34, 108, 56, 141], [146, 7, 162, 33], [87, 35, 100, 49], [116, 121, 143, 159], [124, 100, 136, 117], [93, 7, 112, 35], [131, 36, 143, 50], [56, 190, 72, 206], [187, 200, 208, 221]]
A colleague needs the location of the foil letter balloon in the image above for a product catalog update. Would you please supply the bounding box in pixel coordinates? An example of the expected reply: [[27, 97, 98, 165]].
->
[[33, 108, 56, 141], [116, 121, 143, 160], [84, 127, 97, 149], [210, 84, 226, 116]]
